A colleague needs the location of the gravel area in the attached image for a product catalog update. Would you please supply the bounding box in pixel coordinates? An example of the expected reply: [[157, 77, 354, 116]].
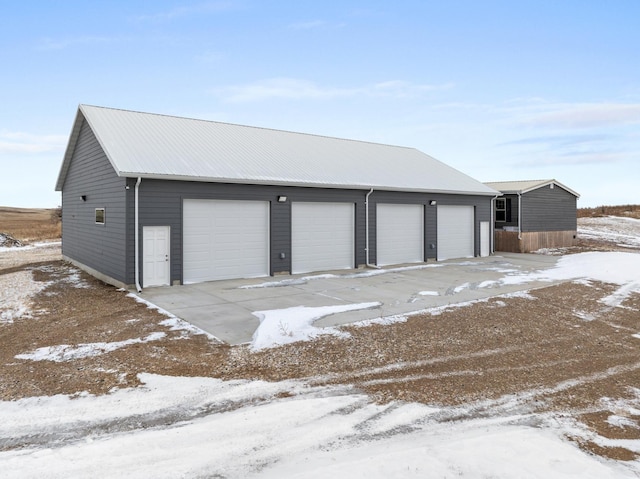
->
[[1, 239, 640, 461], [0, 241, 61, 270]]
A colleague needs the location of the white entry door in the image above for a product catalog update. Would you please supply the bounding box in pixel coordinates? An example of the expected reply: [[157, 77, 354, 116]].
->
[[480, 221, 490, 257], [143, 226, 170, 287]]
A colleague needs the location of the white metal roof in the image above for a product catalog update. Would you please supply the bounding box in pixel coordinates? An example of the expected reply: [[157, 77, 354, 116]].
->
[[484, 179, 580, 198], [56, 105, 498, 196]]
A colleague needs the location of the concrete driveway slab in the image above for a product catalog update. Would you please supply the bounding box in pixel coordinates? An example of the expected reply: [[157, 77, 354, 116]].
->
[[141, 287, 229, 309], [136, 253, 563, 345]]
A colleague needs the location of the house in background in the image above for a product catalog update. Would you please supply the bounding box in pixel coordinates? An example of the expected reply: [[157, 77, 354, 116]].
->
[[484, 179, 580, 253], [56, 104, 499, 290]]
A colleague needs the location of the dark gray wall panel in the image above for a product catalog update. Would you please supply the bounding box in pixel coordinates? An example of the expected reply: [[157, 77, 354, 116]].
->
[[494, 194, 519, 229], [132, 181, 371, 284], [367, 191, 491, 263], [61, 120, 127, 283], [131, 181, 492, 284], [522, 186, 577, 232]]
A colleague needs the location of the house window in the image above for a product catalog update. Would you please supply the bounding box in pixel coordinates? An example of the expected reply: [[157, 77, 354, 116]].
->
[[95, 208, 106, 224], [495, 199, 506, 222]]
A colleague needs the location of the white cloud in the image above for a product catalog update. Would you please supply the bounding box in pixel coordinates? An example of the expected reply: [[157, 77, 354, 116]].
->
[[132, 1, 236, 22], [0, 131, 67, 154], [194, 50, 224, 64], [210, 78, 453, 103], [288, 20, 347, 30], [36, 35, 119, 51], [289, 20, 327, 30], [519, 103, 640, 129], [516, 151, 630, 167], [372, 80, 454, 97]]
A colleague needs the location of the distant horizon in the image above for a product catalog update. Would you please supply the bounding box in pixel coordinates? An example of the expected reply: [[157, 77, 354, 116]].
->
[[3, 201, 640, 211]]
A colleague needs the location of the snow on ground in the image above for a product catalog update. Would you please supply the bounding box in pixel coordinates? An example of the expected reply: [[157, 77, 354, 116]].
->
[[579, 216, 640, 249], [251, 302, 381, 350], [2, 218, 640, 477], [418, 290, 439, 296], [499, 252, 640, 309], [240, 263, 444, 289], [0, 240, 61, 254], [0, 270, 47, 323], [0, 262, 89, 324], [0, 374, 637, 479], [128, 292, 220, 340], [14, 332, 167, 362]]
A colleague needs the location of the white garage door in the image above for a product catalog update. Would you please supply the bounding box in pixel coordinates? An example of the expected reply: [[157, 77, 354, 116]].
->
[[437, 205, 475, 261], [291, 202, 354, 274], [183, 199, 269, 283], [376, 204, 424, 266]]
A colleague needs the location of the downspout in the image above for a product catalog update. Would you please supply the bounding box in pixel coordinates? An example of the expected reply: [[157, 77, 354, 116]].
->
[[491, 194, 500, 254], [364, 188, 379, 269], [517, 192, 522, 240], [134, 177, 142, 293]]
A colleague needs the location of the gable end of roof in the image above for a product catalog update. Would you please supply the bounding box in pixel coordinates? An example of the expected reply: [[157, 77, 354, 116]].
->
[[55, 105, 126, 191], [484, 179, 580, 198]]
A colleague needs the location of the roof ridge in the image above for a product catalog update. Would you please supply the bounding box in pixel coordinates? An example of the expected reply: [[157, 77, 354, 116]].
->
[[485, 179, 554, 184], [79, 104, 419, 152]]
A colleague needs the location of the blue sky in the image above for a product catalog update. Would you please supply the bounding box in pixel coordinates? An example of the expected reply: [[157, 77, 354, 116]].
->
[[1, 1, 639, 208]]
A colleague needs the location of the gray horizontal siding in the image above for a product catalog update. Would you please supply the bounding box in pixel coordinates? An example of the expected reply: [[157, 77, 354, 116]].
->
[[494, 194, 519, 229], [369, 191, 491, 262], [522, 186, 577, 232], [127, 181, 370, 285], [126, 182, 493, 286], [61, 120, 127, 284]]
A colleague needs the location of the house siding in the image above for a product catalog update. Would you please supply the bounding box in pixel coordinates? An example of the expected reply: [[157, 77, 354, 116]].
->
[[494, 194, 519, 229], [125, 181, 492, 286], [521, 186, 577, 232], [61, 120, 128, 285]]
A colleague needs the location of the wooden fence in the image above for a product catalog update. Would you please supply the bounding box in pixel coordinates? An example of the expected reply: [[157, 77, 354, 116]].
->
[[494, 230, 577, 253]]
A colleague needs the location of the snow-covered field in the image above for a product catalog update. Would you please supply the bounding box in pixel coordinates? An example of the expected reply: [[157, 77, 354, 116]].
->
[[579, 215, 640, 249], [2, 374, 637, 479], [1, 220, 640, 478]]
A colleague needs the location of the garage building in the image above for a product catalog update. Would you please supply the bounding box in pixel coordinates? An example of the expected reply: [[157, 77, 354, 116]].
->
[[56, 105, 498, 289]]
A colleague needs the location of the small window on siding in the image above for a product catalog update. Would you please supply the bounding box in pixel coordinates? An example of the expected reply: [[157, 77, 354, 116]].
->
[[95, 208, 105, 224], [495, 199, 506, 222], [495, 198, 512, 222]]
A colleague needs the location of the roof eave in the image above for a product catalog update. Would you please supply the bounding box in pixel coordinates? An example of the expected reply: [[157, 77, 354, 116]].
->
[[119, 172, 499, 196], [521, 180, 581, 198], [488, 180, 580, 198], [55, 108, 85, 191]]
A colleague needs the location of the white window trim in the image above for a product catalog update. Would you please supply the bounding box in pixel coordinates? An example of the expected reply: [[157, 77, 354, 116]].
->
[[495, 199, 506, 222], [95, 208, 105, 225]]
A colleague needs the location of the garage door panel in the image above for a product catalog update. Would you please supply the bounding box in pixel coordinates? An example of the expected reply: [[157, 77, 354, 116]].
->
[[292, 202, 354, 274], [183, 199, 269, 283], [377, 204, 424, 266], [437, 205, 474, 261]]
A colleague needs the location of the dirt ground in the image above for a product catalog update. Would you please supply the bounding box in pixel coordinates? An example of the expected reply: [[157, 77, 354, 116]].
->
[[1, 237, 639, 462], [0, 207, 61, 242]]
